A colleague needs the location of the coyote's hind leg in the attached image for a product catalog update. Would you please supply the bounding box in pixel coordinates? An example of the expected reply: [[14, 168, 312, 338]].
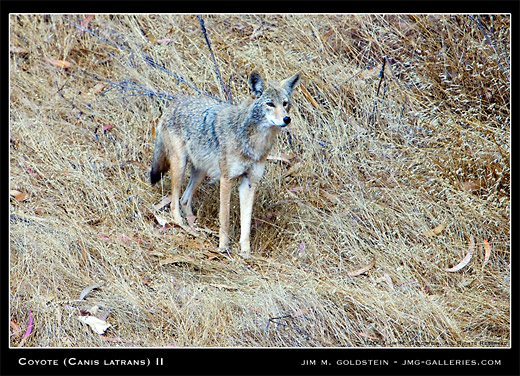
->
[[181, 166, 206, 218], [168, 137, 187, 226]]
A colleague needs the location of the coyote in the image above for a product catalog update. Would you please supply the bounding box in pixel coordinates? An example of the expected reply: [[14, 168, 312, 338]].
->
[[150, 71, 300, 258]]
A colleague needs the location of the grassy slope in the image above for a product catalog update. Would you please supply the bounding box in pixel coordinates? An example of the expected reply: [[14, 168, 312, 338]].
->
[[9, 14, 510, 347]]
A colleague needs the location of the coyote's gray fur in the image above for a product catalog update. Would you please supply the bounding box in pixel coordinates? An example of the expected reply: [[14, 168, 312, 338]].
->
[[151, 71, 300, 258]]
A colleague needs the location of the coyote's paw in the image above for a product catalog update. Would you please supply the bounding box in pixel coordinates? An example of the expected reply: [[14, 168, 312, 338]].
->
[[240, 247, 251, 259], [187, 214, 197, 227], [239, 238, 251, 259]]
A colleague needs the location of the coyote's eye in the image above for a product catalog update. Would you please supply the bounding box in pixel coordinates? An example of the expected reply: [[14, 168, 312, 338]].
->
[[266, 102, 275, 108]]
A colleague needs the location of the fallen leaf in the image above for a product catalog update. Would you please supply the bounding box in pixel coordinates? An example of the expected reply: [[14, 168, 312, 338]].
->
[[293, 309, 311, 318], [159, 255, 197, 266], [80, 14, 94, 28], [154, 213, 170, 227], [482, 239, 491, 268], [209, 283, 238, 291], [157, 38, 173, 44], [320, 190, 340, 203], [97, 233, 111, 241], [15, 192, 28, 202], [88, 305, 100, 316], [359, 66, 381, 80], [17, 310, 33, 347], [10, 190, 28, 202], [187, 214, 197, 226], [358, 331, 378, 340], [153, 195, 172, 210], [78, 282, 104, 301], [462, 180, 481, 192], [423, 224, 445, 237], [45, 58, 72, 69], [92, 83, 105, 94], [446, 235, 474, 272], [201, 248, 227, 261], [295, 167, 318, 180], [25, 311, 34, 336], [117, 234, 132, 243], [10, 46, 29, 54], [376, 273, 394, 290], [267, 153, 296, 164], [78, 315, 111, 335], [347, 259, 376, 277], [145, 249, 165, 258], [433, 224, 445, 235], [10, 320, 22, 337]]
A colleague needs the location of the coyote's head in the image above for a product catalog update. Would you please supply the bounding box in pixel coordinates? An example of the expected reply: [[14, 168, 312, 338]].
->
[[248, 71, 301, 128]]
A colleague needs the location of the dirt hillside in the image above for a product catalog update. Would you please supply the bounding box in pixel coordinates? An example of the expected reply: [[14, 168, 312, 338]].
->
[[9, 14, 510, 347]]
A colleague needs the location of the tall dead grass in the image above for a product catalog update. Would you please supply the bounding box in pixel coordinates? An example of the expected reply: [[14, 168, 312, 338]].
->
[[9, 14, 510, 347]]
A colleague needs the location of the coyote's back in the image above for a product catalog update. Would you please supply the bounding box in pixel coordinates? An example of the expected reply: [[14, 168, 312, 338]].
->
[[150, 97, 226, 184], [151, 71, 300, 258]]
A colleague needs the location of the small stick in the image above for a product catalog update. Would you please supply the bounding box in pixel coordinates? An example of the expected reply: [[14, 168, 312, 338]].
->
[[370, 56, 387, 124], [375, 56, 387, 97], [197, 15, 232, 103]]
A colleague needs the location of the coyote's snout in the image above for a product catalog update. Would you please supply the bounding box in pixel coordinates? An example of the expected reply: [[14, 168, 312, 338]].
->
[[151, 71, 300, 258]]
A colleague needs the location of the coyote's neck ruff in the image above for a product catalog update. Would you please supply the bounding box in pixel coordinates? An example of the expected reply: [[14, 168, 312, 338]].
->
[[238, 105, 281, 162], [151, 71, 300, 258]]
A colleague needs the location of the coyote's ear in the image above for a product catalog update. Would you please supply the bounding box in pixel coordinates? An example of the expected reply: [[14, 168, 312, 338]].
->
[[249, 71, 264, 98], [281, 73, 301, 94]]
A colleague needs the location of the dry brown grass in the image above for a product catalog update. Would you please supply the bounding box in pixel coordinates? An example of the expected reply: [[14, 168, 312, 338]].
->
[[9, 14, 510, 348]]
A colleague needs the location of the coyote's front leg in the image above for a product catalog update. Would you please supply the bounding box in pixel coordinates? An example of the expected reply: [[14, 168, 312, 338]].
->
[[219, 175, 232, 251], [239, 176, 257, 259]]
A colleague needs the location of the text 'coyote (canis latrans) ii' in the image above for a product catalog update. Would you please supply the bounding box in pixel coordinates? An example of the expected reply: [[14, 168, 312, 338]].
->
[[151, 71, 300, 258]]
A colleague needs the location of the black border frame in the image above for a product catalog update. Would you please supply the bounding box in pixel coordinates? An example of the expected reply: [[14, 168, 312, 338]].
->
[[4, 1, 518, 375]]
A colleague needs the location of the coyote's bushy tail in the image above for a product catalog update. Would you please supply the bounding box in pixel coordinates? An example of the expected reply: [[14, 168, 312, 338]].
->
[[150, 128, 169, 185]]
